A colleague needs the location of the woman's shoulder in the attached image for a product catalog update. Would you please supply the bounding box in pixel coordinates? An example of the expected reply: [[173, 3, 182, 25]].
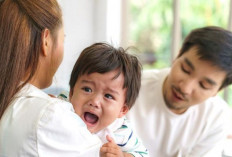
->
[[13, 84, 78, 127], [18, 84, 73, 110]]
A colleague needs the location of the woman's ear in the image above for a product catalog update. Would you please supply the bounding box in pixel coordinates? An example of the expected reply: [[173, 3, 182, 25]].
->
[[118, 105, 129, 118], [41, 28, 52, 56], [69, 88, 73, 100]]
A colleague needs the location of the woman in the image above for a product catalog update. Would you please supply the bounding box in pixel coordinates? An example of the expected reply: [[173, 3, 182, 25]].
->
[[0, 0, 101, 156]]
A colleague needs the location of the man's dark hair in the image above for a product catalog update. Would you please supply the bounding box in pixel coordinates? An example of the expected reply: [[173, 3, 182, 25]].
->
[[69, 42, 142, 109], [178, 26, 232, 89]]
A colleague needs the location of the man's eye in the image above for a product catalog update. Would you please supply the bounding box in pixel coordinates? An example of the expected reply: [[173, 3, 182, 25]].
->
[[199, 82, 210, 90], [82, 87, 92, 93], [181, 65, 190, 74], [105, 94, 113, 99]]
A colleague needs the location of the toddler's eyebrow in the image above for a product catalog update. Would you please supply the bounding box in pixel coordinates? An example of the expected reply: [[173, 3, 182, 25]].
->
[[81, 80, 120, 95], [81, 80, 94, 85], [106, 87, 120, 95]]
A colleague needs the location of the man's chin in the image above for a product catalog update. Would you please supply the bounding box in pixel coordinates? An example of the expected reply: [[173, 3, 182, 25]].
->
[[163, 94, 174, 109], [169, 104, 189, 114], [165, 99, 188, 113], [166, 101, 178, 110]]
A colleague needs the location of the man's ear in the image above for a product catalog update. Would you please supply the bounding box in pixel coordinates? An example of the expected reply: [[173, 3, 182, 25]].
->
[[118, 105, 129, 118], [41, 28, 52, 56]]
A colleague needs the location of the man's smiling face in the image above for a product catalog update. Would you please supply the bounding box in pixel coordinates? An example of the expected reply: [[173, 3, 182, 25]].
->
[[163, 46, 227, 114]]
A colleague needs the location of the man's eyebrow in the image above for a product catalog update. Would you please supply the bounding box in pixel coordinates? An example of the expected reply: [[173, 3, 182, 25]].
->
[[183, 58, 217, 86], [184, 58, 194, 70], [204, 78, 217, 86]]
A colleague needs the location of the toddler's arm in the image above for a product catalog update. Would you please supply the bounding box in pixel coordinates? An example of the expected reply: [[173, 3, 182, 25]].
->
[[111, 118, 149, 157]]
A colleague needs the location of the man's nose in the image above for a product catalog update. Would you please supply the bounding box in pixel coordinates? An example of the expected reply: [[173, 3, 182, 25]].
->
[[179, 78, 195, 95]]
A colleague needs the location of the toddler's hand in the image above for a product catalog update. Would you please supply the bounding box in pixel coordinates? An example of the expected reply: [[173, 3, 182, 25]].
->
[[100, 135, 133, 157], [100, 135, 124, 157]]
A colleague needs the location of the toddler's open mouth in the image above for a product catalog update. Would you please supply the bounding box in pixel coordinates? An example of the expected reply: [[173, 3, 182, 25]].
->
[[84, 112, 99, 125]]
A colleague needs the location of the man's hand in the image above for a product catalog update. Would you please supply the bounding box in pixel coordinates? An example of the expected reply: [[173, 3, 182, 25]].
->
[[100, 135, 133, 157]]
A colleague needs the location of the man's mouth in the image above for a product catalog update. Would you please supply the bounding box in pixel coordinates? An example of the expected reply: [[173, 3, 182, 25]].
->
[[172, 87, 185, 101], [84, 112, 99, 125]]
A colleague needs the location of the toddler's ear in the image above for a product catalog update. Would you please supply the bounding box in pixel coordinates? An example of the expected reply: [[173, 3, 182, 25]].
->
[[118, 105, 129, 118]]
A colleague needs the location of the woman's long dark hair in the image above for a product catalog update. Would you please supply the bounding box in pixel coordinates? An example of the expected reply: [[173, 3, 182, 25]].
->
[[0, 0, 62, 119]]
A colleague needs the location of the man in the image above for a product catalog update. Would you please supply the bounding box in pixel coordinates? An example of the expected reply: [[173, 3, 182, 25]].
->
[[127, 26, 232, 157]]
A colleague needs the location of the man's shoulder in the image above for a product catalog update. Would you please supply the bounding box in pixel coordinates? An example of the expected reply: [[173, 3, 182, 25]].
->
[[197, 96, 230, 116], [203, 96, 228, 108]]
